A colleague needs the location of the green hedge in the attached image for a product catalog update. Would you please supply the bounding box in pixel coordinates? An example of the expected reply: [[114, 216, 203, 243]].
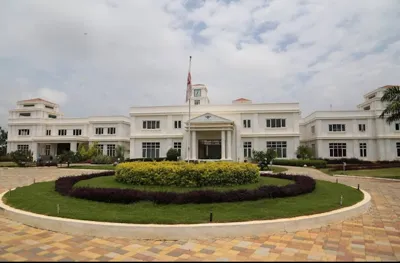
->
[[115, 161, 260, 187], [273, 159, 327, 168]]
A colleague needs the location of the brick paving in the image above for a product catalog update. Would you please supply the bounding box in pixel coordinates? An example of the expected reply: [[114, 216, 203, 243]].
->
[[0, 166, 399, 261]]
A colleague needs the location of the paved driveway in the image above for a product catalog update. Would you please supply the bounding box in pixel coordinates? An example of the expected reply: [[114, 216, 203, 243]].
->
[[0, 166, 399, 261]]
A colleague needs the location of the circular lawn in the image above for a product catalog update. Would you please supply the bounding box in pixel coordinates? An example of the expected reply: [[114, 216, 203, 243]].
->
[[3, 174, 364, 224]]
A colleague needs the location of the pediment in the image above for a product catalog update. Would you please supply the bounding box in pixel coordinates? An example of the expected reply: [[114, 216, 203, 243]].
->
[[188, 113, 233, 123]]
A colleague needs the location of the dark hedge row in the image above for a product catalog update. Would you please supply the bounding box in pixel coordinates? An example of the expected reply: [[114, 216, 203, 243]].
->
[[55, 172, 316, 205]]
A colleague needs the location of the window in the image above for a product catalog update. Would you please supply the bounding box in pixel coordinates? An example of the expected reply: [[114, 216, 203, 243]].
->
[[359, 124, 366, 132], [266, 141, 287, 158], [142, 142, 160, 158], [19, 113, 31, 117], [58, 129, 67, 136], [174, 121, 182, 129], [142, 121, 160, 129], [396, 123, 400, 131], [45, 105, 54, 110], [73, 129, 82, 136], [17, 144, 29, 154], [107, 144, 116, 157], [46, 130, 51, 136], [48, 114, 57, 119], [397, 142, 400, 157], [95, 128, 104, 135], [359, 143, 367, 157], [107, 127, 116, 134], [266, 119, 286, 128], [45, 145, 51, 156], [194, 89, 201, 97], [243, 142, 252, 158], [173, 142, 182, 156], [23, 104, 34, 107], [194, 100, 200, 105], [18, 129, 30, 136], [243, 119, 251, 128], [96, 144, 104, 155], [329, 143, 347, 157], [311, 125, 315, 134], [364, 106, 370, 111], [329, 124, 346, 132]]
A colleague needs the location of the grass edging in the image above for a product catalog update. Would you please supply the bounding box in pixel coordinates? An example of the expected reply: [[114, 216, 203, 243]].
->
[[0, 187, 370, 240]]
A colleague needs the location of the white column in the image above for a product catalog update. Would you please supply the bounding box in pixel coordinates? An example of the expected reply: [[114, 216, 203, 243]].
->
[[103, 144, 107, 156], [70, 142, 77, 152], [32, 142, 38, 161], [192, 131, 197, 160], [221, 130, 226, 159], [227, 130, 232, 160]]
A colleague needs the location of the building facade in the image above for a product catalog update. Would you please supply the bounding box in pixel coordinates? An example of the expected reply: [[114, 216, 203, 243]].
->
[[300, 85, 400, 161], [6, 85, 400, 161]]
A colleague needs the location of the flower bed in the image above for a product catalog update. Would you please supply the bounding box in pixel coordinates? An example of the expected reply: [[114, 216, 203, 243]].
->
[[54, 171, 316, 204], [115, 161, 260, 187], [273, 159, 327, 168]]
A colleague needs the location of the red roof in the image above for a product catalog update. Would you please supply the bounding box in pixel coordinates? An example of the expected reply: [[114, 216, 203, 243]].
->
[[234, 98, 250, 101], [18, 98, 57, 105]]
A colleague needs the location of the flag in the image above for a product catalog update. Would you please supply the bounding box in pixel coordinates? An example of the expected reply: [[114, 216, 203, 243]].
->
[[186, 71, 192, 102]]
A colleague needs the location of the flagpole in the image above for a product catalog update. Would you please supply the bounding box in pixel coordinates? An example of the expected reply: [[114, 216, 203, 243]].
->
[[187, 56, 192, 163]]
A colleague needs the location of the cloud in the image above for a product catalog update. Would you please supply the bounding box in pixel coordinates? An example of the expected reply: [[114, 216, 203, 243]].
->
[[0, 0, 399, 128]]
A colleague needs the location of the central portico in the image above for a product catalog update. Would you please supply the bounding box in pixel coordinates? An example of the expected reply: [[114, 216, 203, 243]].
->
[[186, 113, 234, 160]]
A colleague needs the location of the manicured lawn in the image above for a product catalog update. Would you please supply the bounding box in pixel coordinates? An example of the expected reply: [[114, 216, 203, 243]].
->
[[0, 162, 18, 167], [4, 179, 363, 224], [269, 166, 288, 173], [320, 167, 400, 180], [74, 176, 292, 193]]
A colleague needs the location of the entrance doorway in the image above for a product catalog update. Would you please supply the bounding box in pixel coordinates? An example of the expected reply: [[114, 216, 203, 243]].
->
[[198, 139, 221, 159], [57, 143, 71, 155]]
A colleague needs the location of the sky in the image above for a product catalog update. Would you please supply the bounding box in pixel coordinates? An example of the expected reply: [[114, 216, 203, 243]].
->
[[0, 0, 399, 128]]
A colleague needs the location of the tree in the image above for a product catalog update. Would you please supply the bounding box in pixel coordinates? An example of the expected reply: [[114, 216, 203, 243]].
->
[[166, 148, 179, 161], [296, 145, 313, 159], [115, 145, 125, 160], [379, 86, 400, 124], [251, 149, 277, 170], [10, 150, 33, 166], [57, 151, 75, 167], [0, 126, 7, 156]]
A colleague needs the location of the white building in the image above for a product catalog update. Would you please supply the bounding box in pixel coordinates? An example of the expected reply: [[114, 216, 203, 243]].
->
[[6, 84, 400, 161], [300, 85, 400, 161]]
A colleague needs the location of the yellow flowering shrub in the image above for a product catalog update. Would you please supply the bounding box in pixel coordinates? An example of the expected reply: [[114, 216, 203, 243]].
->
[[115, 161, 260, 187]]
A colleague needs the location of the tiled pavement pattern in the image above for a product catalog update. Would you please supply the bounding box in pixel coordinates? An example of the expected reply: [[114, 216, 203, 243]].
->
[[0, 167, 399, 261]]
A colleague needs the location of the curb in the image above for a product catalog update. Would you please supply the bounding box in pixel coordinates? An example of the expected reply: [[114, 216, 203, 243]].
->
[[0, 187, 371, 240], [333, 174, 400, 182]]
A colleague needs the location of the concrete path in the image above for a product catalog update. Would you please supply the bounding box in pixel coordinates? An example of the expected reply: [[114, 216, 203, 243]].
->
[[0, 166, 399, 261]]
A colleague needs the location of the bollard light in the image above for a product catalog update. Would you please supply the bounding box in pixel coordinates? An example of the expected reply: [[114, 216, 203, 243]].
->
[[357, 184, 360, 190], [210, 210, 213, 222], [340, 195, 343, 206]]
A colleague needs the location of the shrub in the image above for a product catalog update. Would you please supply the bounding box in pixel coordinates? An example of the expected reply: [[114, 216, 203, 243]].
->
[[166, 148, 179, 161], [10, 150, 33, 166], [115, 161, 260, 187], [296, 145, 314, 159], [125, 158, 166, 162], [321, 158, 372, 164], [55, 171, 316, 205], [272, 159, 327, 168], [0, 154, 12, 162], [92, 155, 114, 164]]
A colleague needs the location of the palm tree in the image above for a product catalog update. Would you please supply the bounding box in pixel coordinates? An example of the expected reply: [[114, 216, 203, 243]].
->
[[379, 86, 400, 124]]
